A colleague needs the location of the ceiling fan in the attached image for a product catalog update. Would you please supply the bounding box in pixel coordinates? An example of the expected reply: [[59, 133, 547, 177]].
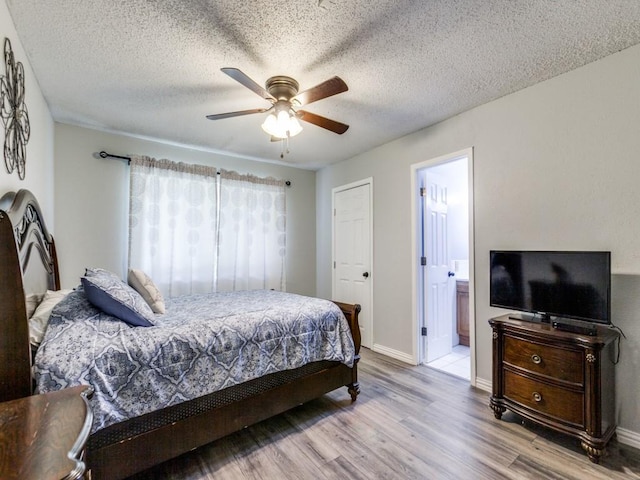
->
[[206, 68, 349, 142]]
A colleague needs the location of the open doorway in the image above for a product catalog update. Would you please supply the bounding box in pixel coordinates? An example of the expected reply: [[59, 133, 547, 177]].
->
[[411, 149, 474, 382]]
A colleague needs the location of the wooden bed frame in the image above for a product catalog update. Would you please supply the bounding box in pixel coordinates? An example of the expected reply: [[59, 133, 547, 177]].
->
[[0, 189, 361, 480]]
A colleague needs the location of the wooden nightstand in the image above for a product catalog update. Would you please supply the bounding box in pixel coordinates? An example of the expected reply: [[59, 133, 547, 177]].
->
[[0, 385, 93, 479], [489, 314, 618, 463]]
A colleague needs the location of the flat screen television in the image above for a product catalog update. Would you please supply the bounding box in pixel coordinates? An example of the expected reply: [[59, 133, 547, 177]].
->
[[490, 250, 611, 326]]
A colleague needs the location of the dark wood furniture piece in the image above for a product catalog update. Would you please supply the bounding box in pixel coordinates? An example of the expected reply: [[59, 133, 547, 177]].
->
[[456, 280, 469, 346], [0, 385, 93, 480], [0, 189, 362, 480], [489, 314, 618, 463]]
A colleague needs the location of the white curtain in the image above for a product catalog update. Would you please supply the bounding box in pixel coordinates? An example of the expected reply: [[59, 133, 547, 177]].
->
[[129, 157, 286, 296], [129, 156, 218, 297], [217, 169, 286, 292]]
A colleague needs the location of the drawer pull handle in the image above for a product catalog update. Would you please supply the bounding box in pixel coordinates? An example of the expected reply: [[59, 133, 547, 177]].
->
[[531, 354, 542, 364], [532, 392, 542, 402]]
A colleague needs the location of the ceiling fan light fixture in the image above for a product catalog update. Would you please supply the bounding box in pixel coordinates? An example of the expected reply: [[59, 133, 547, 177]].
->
[[286, 114, 303, 137], [261, 108, 303, 139]]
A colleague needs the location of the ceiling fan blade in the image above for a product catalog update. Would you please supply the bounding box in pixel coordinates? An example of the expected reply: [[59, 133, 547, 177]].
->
[[292, 76, 348, 106], [206, 108, 269, 120], [221, 67, 275, 102], [297, 110, 349, 134]]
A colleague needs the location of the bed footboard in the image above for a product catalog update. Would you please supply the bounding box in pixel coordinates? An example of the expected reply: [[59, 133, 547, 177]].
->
[[334, 301, 361, 401], [86, 301, 362, 480]]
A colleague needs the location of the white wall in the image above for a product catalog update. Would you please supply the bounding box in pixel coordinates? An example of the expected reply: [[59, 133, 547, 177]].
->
[[0, 1, 54, 223], [54, 124, 317, 296], [317, 44, 640, 435]]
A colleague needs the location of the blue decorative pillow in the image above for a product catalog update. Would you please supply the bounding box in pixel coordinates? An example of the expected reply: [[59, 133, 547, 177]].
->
[[85, 267, 119, 279], [81, 271, 155, 327]]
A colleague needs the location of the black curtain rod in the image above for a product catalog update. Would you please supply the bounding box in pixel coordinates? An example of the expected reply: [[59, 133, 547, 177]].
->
[[97, 150, 291, 186], [99, 151, 131, 162]]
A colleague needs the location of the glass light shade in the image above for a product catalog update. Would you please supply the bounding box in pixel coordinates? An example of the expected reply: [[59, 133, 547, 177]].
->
[[261, 110, 303, 139]]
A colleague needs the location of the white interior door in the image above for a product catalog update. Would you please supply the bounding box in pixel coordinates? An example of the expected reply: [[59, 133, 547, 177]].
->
[[333, 182, 372, 348], [423, 172, 452, 362]]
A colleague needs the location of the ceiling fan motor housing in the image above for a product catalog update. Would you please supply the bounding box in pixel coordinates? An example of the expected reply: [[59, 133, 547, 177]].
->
[[266, 76, 300, 101]]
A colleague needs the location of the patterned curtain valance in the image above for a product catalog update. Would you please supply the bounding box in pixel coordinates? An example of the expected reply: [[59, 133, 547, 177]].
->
[[219, 168, 286, 187], [130, 155, 218, 179]]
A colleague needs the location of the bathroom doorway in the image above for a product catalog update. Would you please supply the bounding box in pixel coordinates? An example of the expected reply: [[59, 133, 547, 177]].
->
[[412, 149, 474, 381]]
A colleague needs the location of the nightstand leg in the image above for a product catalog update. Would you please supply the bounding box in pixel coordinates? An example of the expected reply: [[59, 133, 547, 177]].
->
[[581, 441, 604, 464], [489, 401, 506, 419]]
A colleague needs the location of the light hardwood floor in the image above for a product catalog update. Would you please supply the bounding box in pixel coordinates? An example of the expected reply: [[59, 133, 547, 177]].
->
[[127, 349, 640, 479]]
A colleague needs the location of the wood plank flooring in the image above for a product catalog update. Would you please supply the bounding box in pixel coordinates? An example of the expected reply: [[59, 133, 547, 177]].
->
[[126, 349, 640, 479]]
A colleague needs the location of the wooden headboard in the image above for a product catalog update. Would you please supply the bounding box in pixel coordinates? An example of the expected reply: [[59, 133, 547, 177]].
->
[[0, 189, 60, 402]]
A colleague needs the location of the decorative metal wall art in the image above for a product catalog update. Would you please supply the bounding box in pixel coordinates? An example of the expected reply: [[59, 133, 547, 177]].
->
[[1, 38, 30, 180]]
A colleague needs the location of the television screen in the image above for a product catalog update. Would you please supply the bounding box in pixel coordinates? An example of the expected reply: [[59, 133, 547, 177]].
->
[[490, 251, 611, 324]]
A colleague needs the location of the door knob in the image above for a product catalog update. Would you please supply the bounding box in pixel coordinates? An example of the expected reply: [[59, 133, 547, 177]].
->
[[362, 272, 369, 278], [448, 271, 455, 277]]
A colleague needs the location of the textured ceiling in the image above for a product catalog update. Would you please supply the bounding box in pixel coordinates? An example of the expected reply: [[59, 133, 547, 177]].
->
[[6, 0, 640, 169]]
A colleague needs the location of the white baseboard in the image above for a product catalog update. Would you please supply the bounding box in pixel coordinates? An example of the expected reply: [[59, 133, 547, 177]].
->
[[617, 427, 640, 449], [475, 377, 492, 393], [371, 343, 417, 365]]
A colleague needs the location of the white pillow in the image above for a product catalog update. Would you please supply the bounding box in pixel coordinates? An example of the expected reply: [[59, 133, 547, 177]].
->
[[26, 293, 44, 319], [29, 289, 72, 346], [127, 269, 166, 314]]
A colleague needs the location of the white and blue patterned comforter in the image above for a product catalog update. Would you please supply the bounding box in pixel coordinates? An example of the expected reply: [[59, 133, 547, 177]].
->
[[34, 289, 355, 433]]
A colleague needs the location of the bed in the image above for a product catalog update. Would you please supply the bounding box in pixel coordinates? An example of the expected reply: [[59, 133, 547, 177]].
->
[[0, 189, 361, 480]]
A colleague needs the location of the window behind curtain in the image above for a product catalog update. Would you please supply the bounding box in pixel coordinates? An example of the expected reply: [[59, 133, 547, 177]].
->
[[128, 156, 286, 297], [217, 169, 286, 292]]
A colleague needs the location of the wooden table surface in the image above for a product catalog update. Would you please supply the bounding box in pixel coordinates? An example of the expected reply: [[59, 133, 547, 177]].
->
[[0, 385, 93, 480]]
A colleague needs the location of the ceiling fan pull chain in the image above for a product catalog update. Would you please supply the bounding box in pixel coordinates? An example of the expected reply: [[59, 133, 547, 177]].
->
[[280, 135, 292, 159]]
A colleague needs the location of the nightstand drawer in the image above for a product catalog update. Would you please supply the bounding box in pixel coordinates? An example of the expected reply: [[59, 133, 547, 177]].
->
[[504, 369, 584, 426], [504, 335, 583, 384]]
